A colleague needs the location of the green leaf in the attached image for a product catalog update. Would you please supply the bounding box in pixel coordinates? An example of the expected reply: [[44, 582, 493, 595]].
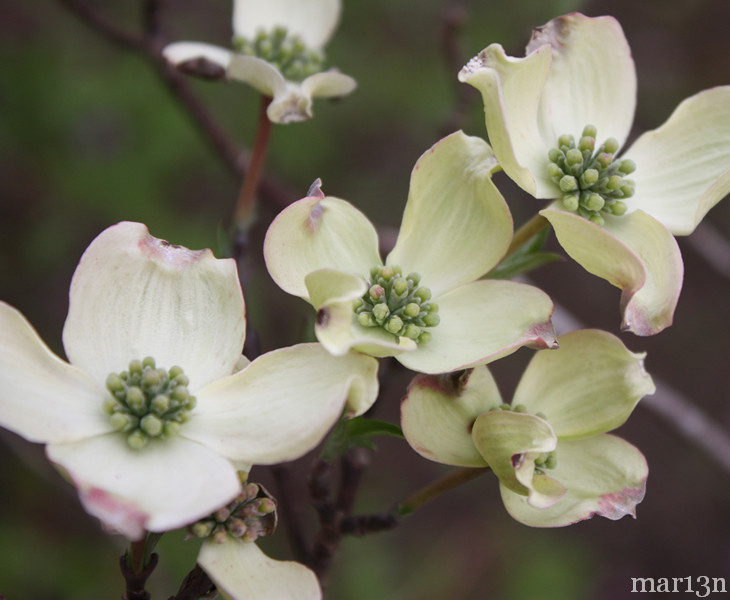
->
[[320, 417, 403, 461], [488, 228, 563, 279]]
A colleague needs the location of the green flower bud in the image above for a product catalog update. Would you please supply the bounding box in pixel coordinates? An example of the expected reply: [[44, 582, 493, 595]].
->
[[128, 360, 143, 375], [619, 159, 636, 175], [584, 193, 605, 212], [191, 521, 215, 538], [406, 272, 421, 286], [368, 285, 385, 301], [547, 148, 562, 163], [126, 386, 145, 412], [565, 148, 583, 166], [140, 414, 163, 437], [547, 163, 563, 180], [106, 373, 124, 394], [372, 303, 390, 324], [403, 324, 421, 340], [603, 138, 619, 154], [582, 124, 597, 138], [559, 175, 578, 192], [589, 213, 605, 226], [562, 194, 580, 211], [422, 313, 440, 327], [403, 303, 421, 318], [417, 331, 432, 344], [385, 315, 404, 334], [415, 287, 432, 302], [357, 312, 376, 327], [609, 200, 628, 216], [127, 430, 148, 450], [392, 278, 409, 296], [580, 168, 599, 187]]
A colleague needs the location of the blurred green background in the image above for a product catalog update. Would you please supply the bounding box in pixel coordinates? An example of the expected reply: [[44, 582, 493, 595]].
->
[[1, 0, 729, 598]]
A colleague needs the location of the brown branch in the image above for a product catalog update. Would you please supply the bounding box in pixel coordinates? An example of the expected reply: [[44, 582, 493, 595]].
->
[[56, 0, 296, 209], [120, 549, 158, 600]]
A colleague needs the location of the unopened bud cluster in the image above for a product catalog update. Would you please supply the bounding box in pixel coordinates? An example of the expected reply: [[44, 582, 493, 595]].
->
[[488, 404, 557, 472], [103, 357, 196, 449], [354, 266, 440, 345], [189, 481, 277, 544], [233, 26, 325, 81], [547, 125, 636, 226]]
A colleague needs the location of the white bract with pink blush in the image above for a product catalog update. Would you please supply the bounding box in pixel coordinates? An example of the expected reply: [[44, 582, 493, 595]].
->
[[264, 131, 557, 375], [459, 13, 730, 335], [163, 0, 355, 124], [401, 330, 655, 527], [0, 222, 378, 541]]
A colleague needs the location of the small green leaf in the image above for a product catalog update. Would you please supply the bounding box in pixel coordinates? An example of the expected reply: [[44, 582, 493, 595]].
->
[[320, 417, 403, 461], [347, 418, 404, 440], [488, 229, 563, 279]]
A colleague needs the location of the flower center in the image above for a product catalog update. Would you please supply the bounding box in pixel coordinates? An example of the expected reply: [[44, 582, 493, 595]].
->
[[547, 125, 636, 226], [103, 357, 196, 450], [233, 26, 325, 81], [353, 266, 440, 345], [189, 480, 277, 544]]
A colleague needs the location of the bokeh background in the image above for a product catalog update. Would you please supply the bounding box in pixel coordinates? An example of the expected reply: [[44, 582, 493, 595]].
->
[[1, 0, 729, 598]]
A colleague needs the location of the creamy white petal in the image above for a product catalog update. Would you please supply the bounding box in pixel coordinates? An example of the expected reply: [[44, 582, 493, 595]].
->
[[513, 330, 655, 439], [264, 196, 381, 299], [501, 434, 648, 527], [395, 280, 556, 374], [527, 14, 636, 151], [301, 70, 357, 99], [232, 0, 340, 50], [162, 42, 233, 69], [542, 207, 683, 336], [199, 539, 322, 600], [459, 43, 553, 197], [401, 367, 499, 467], [386, 132, 512, 297], [623, 86, 730, 235], [0, 302, 111, 444], [62, 222, 245, 392], [47, 434, 241, 538], [185, 344, 378, 464], [228, 55, 288, 98]]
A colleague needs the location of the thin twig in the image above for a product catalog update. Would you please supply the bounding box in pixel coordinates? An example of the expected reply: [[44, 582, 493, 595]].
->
[[56, 0, 295, 208], [396, 467, 490, 516]]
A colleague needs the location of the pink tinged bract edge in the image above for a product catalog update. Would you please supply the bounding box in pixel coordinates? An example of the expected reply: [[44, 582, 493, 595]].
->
[[80, 486, 149, 541], [596, 482, 647, 520]]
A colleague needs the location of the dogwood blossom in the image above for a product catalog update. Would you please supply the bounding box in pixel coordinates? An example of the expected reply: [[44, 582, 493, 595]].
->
[[459, 13, 730, 335], [264, 131, 557, 374], [401, 330, 654, 527], [163, 0, 355, 123], [0, 222, 378, 540]]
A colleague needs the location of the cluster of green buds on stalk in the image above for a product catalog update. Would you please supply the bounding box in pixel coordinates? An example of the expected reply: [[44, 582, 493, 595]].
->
[[189, 476, 278, 544], [353, 266, 440, 344], [547, 125, 636, 225], [103, 357, 196, 449]]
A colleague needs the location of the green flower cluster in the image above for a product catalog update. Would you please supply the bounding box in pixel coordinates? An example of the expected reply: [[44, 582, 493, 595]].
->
[[190, 480, 277, 544], [103, 357, 196, 449], [353, 266, 440, 345], [233, 26, 325, 81], [547, 125, 636, 225]]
